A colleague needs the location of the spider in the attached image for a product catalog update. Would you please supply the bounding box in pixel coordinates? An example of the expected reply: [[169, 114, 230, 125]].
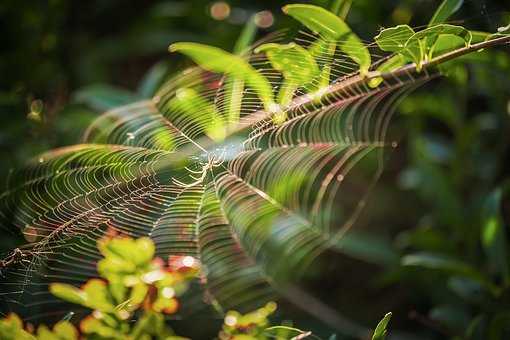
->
[[173, 150, 225, 188]]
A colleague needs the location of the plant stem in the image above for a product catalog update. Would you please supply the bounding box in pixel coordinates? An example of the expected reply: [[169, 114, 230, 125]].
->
[[155, 34, 510, 166]]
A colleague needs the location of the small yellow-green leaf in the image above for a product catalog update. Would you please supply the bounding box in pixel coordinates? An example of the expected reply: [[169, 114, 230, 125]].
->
[[170, 42, 274, 110], [53, 321, 78, 340], [283, 4, 371, 75], [82, 279, 116, 312], [429, 0, 464, 27], [372, 312, 392, 340], [50, 283, 88, 306]]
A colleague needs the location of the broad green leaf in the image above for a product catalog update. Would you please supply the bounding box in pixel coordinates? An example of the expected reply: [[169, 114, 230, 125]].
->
[[481, 189, 509, 282], [430, 34, 466, 57], [372, 312, 392, 340], [283, 4, 371, 75], [170, 42, 275, 111], [413, 24, 472, 48], [374, 25, 415, 52], [374, 25, 422, 68], [429, 0, 464, 27]]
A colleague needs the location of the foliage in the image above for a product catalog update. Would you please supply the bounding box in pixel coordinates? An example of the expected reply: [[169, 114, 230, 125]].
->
[[0, 235, 304, 339]]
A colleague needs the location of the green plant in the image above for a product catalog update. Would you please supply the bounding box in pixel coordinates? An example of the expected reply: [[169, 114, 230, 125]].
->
[[0, 235, 308, 339], [0, 0, 509, 336]]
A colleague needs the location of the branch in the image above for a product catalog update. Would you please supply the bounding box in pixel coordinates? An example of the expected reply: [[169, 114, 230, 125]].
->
[[156, 35, 510, 167]]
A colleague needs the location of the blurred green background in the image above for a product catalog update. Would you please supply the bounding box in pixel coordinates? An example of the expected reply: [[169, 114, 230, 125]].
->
[[1, 0, 510, 339]]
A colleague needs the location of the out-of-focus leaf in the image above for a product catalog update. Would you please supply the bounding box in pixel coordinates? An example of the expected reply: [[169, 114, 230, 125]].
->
[[448, 277, 484, 302], [402, 252, 497, 293], [138, 62, 170, 98], [233, 14, 258, 55], [37, 321, 78, 340], [225, 14, 258, 124], [50, 283, 88, 307], [429, 305, 470, 333], [488, 312, 510, 340], [83, 279, 115, 312], [481, 189, 509, 282], [74, 84, 139, 112], [371, 312, 392, 340], [283, 4, 371, 75], [330, 0, 352, 19], [334, 232, 399, 266], [169, 42, 275, 110], [80, 317, 118, 338], [429, 0, 464, 27], [0, 314, 35, 340]]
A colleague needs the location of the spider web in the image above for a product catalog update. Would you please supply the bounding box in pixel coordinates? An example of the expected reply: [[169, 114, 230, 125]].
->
[[0, 28, 433, 323]]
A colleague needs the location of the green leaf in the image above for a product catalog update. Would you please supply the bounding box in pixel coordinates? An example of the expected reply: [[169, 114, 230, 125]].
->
[[375, 25, 415, 52], [255, 43, 319, 104], [330, 0, 352, 19], [37, 321, 78, 340], [167, 87, 226, 140], [225, 14, 259, 124], [256, 43, 319, 86], [372, 312, 392, 340], [169, 42, 275, 111], [0, 314, 36, 340], [233, 14, 258, 55], [368, 55, 406, 88], [50, 283, 88, 307], [53, 321, 78, 340], [74, 84, 139, 112], [334, 232, 399, 266], [138, 62, 169, 98], [402, 252, 498, 293], [83, 279, 116, 312], [429, 0, 464, 27], [413, 24, 472, 48], [283, 4, 371, 75], [375, 24, 471, 69], [481, 189, 509, 282]]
